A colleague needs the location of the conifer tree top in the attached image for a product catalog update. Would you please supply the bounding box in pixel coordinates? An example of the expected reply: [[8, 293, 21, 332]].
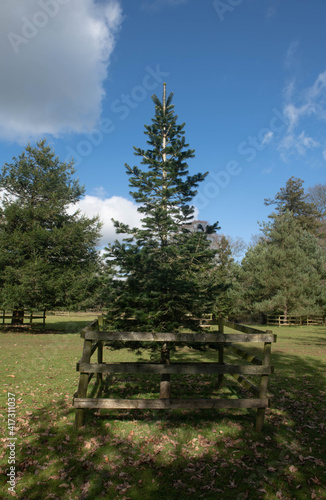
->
[[115, 84, 211, 243], [105, 84, 220, 335]]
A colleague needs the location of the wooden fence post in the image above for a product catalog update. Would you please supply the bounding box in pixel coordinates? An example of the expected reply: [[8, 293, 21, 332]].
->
[[74, 320, 275, 430], [159, 343, 171, 399], [75, 339, 93, 428], [97, 341, 103, 385], [255, 341, 271, 432], [218, 316, 224, 386], [98, 315, 104, 331]]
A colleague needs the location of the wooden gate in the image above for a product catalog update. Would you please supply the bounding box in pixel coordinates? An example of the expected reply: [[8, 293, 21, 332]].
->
[[73, 318, 276, 431]]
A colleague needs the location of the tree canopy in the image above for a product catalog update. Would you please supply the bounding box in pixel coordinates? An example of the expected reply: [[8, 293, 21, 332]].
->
[[237, 181, 326, 320], [104, 85, 221, 338], [264, 176, 320, 233], [0, 140, 102, 315]]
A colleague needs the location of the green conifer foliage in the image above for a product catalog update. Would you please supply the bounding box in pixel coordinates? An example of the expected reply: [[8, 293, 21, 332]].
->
[[264, 176, 320, 233], [104, 85, 220, 343], [239, 212, 326, 318], [0, 140, 101, 315]]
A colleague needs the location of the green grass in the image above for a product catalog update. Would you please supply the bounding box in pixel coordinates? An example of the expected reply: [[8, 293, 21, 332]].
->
[[0, 319, 325, 499], [0, 311, 99, 333]]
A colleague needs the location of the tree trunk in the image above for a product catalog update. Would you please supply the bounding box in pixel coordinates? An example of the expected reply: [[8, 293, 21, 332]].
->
[[11, 308, 25, 325], [159, 342, 171, 399], [284, 302, 288, 324]]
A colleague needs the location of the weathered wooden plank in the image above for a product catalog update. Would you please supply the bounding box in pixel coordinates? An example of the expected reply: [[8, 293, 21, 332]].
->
[[229, 345, 263, 365], [73, 397, 270, 410], [75, 372, 89, 428], [80, 319, 99, 339], [90, 341, 99, 358], [75, 338, 94, 428], [255, 342, 272, 432], [218, 316, 225, 384], [76, 341, 99, 371], [224, 320, 276, 340], [231, 374, 259, 396], [81, 339, 93, 363], [98, 315, 104, 331], [85, 331, 276, 343], [224, 320, 264, 334], [78, 362, 274, 375], [97, 341, 103, 385]]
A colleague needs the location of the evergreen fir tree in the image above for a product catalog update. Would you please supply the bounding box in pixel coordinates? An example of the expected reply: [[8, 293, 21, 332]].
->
[[104, 85, 220, 395], [0, 140, 101, 321], [239, 212, 326, 319], [264, 176, 320, 233]]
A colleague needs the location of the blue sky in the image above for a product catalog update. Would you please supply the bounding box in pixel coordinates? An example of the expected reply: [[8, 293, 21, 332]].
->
[[1, 0, 326, 252]]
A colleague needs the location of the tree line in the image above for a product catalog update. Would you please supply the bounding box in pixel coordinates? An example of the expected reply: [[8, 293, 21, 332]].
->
[[0, 87, 325, 326], [234, 177, 326, 321]]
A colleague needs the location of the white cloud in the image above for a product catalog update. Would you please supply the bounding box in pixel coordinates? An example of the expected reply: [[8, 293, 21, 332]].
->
[[306, 71, 326, 119], [282, 79, 296, 101], [279, 70, 326, 160], [2, 186, 201, 248], [70, 192, 201, 247], [0, 0, 123, 143], [262, 166, 273, 175], [91, 186, 108, 198], [0, 189, 7, 206], [296, 131, 320, 153], [265, 0, 279, 20], [284, 40, 300, 71], [278, 131, 319, 159], [261, 130, 274, 145], [69, 194, 143, 247], [283, 70, 326, 129]]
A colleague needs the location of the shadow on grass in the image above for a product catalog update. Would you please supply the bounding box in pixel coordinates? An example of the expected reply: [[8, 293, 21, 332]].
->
[[0, 320, 94, 335], [1, 347, 325, 500]]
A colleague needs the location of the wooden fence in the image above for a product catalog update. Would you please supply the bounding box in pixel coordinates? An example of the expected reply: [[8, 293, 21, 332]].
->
[[267, 315, 325, 326], [1, 310, 46, 327], [73, 318, 276, 431]]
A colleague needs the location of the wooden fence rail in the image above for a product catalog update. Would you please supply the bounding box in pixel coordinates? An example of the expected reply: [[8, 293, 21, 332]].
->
[[1, 310, 46, 327], [267, 315, 325, 326], [73, 318, 276, 432]]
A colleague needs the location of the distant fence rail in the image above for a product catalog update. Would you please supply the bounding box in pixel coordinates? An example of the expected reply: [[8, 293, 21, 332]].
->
[[73, 317, 276, 432], [267, 315, 325, 326], [1, 310, 46, 327]]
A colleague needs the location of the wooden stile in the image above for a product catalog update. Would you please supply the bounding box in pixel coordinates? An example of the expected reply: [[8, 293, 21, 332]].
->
[[73, 317, 276, 431]]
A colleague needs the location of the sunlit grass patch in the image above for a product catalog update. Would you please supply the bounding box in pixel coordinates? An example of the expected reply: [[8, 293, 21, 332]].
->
[[0, 323, 325, 499]]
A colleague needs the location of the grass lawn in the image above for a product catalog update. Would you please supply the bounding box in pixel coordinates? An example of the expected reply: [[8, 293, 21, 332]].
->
[[0, 318, 325, 499]]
